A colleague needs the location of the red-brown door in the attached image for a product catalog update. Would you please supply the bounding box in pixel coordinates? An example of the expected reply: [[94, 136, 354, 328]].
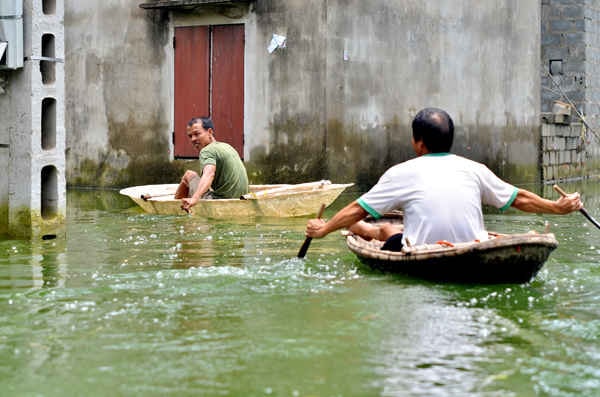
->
[[174, 26, 210, 158], [174, 24, 245, 159]]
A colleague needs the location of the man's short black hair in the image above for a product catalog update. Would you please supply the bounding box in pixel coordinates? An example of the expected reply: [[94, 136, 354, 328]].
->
[[188, 117, 215, 132], [412, 108, 454, 153]]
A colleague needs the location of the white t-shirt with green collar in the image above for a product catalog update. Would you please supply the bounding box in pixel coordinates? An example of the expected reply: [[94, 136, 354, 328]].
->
[[357, 153, 518, 246]]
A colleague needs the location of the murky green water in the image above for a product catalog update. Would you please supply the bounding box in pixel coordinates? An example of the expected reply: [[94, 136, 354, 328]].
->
[[1, 183, 599, 396]]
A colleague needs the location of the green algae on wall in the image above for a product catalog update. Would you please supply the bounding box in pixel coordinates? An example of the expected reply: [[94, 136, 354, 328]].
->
[[117, 159, 188, 187], [247, 142, 327, 185], [0, 204, 8, 235], [247, 116, 328, 184], [245, 116, 415, 190], [68, 157, 188, 188], [67, 116, 546, 190], [7, 206, 66, 239], [325, 118, 414, 192]]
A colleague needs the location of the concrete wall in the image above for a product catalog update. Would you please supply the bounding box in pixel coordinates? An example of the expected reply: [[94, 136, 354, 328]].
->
[[63, 0, 542, 190], [249, 0, 542, 188], [64, 0, 183, 187]]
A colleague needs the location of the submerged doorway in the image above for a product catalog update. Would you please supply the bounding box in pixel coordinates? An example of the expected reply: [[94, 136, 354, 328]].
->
[[174, 24, 245, 159]]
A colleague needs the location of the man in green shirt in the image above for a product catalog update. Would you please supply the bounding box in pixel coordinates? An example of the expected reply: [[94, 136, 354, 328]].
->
[[175, 117, 249, 212]]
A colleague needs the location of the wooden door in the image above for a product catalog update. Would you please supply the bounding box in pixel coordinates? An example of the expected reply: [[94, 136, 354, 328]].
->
[[212, 25, 245, 157], [174, 26, 210, 158], [174, 24, 245, 159]]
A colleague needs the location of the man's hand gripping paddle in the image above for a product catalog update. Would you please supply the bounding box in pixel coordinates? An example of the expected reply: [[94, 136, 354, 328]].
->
[[553, 184, 600, 230], [297, 204, 326, 258]]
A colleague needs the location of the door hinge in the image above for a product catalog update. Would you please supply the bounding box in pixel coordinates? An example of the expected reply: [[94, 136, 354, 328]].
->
[[172, 131, 175, 145], [172, 36, 176, 49]]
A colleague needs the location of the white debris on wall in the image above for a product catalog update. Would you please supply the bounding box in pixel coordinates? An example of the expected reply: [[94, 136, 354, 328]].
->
[[267, 33, 286, 54]]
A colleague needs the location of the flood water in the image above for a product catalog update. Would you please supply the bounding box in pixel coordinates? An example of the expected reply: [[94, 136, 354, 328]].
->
[[1, 182, 599, 396]]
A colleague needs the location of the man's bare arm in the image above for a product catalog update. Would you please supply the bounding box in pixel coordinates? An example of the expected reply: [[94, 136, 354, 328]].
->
[[306, 201, 368, 238], [181, 164, 216, 210], [511, 188, 582, 214]]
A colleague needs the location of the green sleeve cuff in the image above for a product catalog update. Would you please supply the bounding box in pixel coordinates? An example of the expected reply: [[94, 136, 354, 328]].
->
[[357, 198, 382, 219], [500, 188, 518, 211]]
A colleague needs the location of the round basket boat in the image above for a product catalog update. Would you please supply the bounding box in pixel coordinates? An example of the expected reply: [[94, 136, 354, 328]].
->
[[346, 213, 558, 284]]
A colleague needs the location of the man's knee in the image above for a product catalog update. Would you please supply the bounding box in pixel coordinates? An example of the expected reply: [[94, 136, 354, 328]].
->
[[379, 223, 403, 241], [348, 221, 378, 241]]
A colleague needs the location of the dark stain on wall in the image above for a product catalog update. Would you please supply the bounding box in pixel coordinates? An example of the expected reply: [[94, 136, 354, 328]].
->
[[248, 114, 327, 184], [119, 159, 187, 186], [68, 157, 187, 188], [144, 9, 170, 51], [245, 115, 541, 191], [108, 116, 168, 160], [452, 121, 541, 185], [325, 117, 414, 191], [70, 112, 540, 190]]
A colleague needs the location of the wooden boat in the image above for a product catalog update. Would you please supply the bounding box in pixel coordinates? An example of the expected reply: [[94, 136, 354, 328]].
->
[[120, 180, 353, 218], [345, 213, 558, 283]]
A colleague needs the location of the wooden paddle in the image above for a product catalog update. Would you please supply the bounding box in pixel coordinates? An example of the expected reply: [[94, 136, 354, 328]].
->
[[297, 203, 326, 258], [553, 184, 600, 230], [141, 192, 190, 213], [141, 193, 174, 201]]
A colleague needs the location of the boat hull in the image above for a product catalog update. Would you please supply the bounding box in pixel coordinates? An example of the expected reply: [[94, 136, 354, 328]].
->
[[120, 181, 353, 218], [346, 215, 558, 283]]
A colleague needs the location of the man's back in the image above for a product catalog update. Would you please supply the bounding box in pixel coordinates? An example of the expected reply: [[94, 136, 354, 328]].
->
[[358, 154, 516, 245]]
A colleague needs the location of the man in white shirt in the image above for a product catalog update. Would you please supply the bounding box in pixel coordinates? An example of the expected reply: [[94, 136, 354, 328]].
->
[[305, 107, 583, 250]]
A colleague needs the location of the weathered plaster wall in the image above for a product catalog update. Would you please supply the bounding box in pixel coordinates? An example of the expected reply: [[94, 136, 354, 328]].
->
[[324, 0, 541, 188], [244, 0, 541, 189], [64, 0, 183, 187], [63, 0, 541, 189]]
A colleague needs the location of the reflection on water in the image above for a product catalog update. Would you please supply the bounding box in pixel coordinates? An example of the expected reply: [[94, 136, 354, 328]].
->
[[0, 183, 599, 396]]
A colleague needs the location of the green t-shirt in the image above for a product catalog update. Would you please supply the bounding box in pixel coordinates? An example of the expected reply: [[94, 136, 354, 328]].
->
[[199, 142, 249, 199]]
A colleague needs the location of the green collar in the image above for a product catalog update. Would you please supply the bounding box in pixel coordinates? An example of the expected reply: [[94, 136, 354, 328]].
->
[[423, 152, 451, 157]]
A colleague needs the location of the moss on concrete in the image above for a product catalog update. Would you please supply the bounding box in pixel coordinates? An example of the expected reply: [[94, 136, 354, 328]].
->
[[325, 117, 414, 191], [0, 203, 8, 235], [246, 115, 328, 184], [7, 206, 66, 239], [66, 116, 547, 191], [68, 157, 187, 188], [115, 159, 187, 187], [108, 116, 169, 160]]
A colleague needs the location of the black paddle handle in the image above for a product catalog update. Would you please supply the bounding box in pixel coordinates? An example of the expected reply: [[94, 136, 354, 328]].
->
[[553, 184, 600, 230], [297, 204, 326, 258]]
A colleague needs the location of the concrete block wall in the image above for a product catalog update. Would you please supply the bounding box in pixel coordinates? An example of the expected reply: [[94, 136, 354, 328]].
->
[[584, 0, 600, 132], [541, 121, 587, 182], [3, 0, 66, 238], [541, 0, 600, 176], [541, 0, 586, 113]]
